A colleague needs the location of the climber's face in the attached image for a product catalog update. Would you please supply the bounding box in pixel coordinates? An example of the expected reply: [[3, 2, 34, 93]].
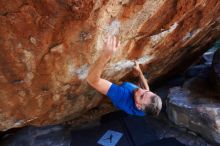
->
[[133, 88, 155, 110]]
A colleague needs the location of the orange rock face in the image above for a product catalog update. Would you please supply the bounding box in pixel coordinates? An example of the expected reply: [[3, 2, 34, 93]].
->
[[0, 0, 220, 131]]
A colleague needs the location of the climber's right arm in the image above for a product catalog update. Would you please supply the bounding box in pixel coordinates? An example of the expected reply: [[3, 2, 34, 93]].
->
[[87, 36, 120, 95]]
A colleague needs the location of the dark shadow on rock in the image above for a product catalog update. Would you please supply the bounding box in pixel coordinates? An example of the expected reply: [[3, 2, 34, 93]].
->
[[0, 124, 71, 146]]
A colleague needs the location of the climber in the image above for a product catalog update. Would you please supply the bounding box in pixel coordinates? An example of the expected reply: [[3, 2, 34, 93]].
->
[[87, 35, 162, 117]]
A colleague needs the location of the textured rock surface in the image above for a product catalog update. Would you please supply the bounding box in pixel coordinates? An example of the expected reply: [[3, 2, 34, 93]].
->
[[0, 0, 220, 131], [167, 86, 220, 145], [211, 48, 220, 95], [0, 125, 71, 146]]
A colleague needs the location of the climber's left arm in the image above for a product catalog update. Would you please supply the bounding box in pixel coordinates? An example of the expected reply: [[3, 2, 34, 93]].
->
[[133, 61, 150, 90]]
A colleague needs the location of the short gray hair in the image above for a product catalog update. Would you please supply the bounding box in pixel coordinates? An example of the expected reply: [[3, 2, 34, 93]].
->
[[142, 94, 162, 117]]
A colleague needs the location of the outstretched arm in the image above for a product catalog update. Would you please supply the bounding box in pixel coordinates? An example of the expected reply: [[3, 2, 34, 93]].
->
[[133, 61, 150, 91], [87, 36, 120, 95]]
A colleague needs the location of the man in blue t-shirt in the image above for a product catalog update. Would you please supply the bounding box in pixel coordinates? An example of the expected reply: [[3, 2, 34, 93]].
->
[[87, 35, 162, 117]]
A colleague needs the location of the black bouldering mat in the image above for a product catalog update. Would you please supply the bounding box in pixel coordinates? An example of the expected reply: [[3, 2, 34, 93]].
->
[[71, 119, 133, 146], [70, 111, 185, 146], [100, 111, 158, 146], [71, 111, 133, 146], [141, 138, 185, 146]]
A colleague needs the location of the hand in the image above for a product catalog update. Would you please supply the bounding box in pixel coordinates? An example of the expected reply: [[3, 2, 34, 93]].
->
[[133, 61, 142, 74], [103, 35, 120, 55]]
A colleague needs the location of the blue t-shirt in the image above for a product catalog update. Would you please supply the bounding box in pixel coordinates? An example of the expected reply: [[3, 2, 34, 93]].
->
[[106, 82, 145, 116]]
